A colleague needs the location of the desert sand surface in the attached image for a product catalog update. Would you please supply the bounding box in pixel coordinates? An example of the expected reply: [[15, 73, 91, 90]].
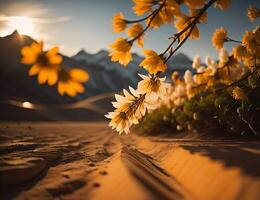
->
[[0, 122, 259, 200]]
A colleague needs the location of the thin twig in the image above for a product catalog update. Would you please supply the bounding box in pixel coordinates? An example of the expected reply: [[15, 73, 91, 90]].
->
[[225, 37, 242, 44], [125, 10, 157, 24]]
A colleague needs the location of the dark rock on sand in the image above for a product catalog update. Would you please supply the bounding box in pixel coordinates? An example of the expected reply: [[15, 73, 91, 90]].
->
[[0, 157, 46, 186]]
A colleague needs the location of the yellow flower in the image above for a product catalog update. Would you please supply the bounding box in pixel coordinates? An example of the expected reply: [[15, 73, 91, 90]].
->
[[139, 50, 167, 74], [160, 0, 181, 24], [137, 0, 181, 28], [21, 41, 62, 86], [211, 27, 227, 50], [57, 68, 89, 97], [174, 16, 188, 30], [247, 6, 260, 22], [184, 70, 196, 88], [232, 87, 248, 101], [146, 13, 164, 29], [127, 23, 144, 47], [132, 0, 154, 16], [233, 45, 250, 61], [165, 0, 179, 9], [171, 71, 180, 82], [215, 0, 230, 10], [189, 9, 208, 23], [174, 16, 200, 40], [159, 7, 174, 24], [112, 12, 127, 33], [109, 38, 132, 66], [242, 31, 260, 57], [184, 0, 206, 9], [137, 74, 168, 100]]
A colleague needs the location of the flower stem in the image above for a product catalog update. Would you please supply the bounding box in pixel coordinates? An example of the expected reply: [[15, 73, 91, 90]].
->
[[225, 37, 242, 44]]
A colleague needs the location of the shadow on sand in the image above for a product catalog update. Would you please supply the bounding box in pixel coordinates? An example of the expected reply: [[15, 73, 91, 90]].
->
[[181, 142, 260, 177]]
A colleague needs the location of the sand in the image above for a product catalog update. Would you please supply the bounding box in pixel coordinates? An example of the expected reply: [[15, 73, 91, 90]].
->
[[0, 122, 259, 200]]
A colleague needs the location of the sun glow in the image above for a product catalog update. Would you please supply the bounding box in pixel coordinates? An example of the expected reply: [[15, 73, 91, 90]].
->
[[3, 16, 37, 37], [22, 101, 34, 109]]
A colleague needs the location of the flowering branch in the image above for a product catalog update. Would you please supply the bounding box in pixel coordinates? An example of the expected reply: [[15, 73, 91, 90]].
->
[[207, 64, 259, 96], [163, 0, 217, 63], [129, 0, 166, 43]]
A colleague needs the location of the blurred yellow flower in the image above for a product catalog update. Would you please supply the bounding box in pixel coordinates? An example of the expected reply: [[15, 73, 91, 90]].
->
[[109, 38, 132, 66], [171, 71, 180, 82], [215, 0, 230, 10], [57, 68, 89, 97], [112, 12, 127, 33], [21, 41, 62, 86], [233, 45, 250, 61], [211, 27, 227, 50], [174, 16, 200, 40], [232, 86, 248, 101], [143, 0, 181, 29], [165, 0, 179, 9], [146, 14, 164, 29], [160, 0, 181, 24], [189, 9, 208, 23], [127, 23, 144, 47], [184, 0, 206, 9], [139, 50, 166, 74], [132, 0, 154, 16], [242, 31, 260, 57], [247, 6, 260, 22]]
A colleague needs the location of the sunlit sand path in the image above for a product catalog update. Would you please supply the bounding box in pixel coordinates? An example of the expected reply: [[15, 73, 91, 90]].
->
[[0, 122, 259, 200]]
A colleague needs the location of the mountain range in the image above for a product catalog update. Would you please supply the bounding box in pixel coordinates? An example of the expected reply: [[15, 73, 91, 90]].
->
[[0, 30, 192, 105]]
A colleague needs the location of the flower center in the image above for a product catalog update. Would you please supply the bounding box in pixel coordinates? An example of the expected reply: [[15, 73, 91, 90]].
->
[[58, 69, 71, 82], [37, 53, 49, 67]]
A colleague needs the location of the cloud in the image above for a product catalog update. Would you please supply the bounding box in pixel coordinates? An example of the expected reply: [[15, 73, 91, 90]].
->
[[0, 15, 71, 24]]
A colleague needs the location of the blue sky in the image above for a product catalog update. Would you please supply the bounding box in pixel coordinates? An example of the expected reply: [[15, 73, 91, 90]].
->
[[0, 0, 259, 59]]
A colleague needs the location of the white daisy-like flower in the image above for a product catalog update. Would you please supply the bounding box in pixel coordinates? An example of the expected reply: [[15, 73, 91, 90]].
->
[[208, 60, 219, 75], [105, 87, 142, 134], [105, 86, 157, 134], [197, 66, 206, 73], [219, 48, 229, 65], [184, 70, 195, 87], [192, 55, 201, 69], [205, 55, 213, 66], [137, 73, 169, 100], [170, 81, 187, 106]]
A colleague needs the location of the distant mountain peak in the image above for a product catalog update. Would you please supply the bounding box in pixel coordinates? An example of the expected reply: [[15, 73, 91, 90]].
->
[[7, 30, 22, 39], [11, 30, 20, 36], [75, 49, 88, 56], [97, 49, 108, 54]]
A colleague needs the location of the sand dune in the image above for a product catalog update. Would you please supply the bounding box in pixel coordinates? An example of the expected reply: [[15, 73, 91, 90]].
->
[[0, 122, 259, 200]]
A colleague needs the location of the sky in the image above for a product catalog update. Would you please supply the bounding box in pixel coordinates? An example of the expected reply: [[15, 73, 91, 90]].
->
[[0, 0, 259, 60]]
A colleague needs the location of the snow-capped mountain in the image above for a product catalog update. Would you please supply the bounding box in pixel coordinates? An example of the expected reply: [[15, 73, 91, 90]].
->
[[72, 48, 193, 91]]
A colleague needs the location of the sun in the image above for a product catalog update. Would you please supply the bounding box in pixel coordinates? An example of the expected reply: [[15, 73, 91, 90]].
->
[[7, 16, 36, 36]]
